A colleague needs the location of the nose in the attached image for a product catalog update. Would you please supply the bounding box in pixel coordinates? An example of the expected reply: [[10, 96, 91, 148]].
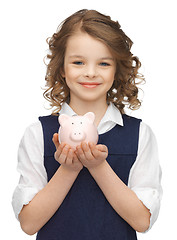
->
[[70, 129, 86, 142], [84, 64, 98, 78]]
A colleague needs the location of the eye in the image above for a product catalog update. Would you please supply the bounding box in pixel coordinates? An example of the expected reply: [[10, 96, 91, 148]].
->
[[72, 122, 74, 125], [80, 122, 82, 124], [99, 62, 110, 67], [73, 61, 84, 65]]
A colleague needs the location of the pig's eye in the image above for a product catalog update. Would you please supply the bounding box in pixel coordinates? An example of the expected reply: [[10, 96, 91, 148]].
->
[[72, 122, 74, 125], [80, 122, 82, 124]]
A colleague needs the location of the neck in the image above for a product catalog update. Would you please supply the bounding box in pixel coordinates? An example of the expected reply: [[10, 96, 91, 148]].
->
[[69, 98, 108, 127]]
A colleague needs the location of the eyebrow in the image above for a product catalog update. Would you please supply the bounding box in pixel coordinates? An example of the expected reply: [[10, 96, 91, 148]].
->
[[100, 57, 114, 61], [69, 55, 84, 59], [69, 55, 114, 61]]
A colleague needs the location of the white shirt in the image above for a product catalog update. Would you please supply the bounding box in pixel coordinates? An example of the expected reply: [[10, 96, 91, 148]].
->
[[12, 102, 162, 232]]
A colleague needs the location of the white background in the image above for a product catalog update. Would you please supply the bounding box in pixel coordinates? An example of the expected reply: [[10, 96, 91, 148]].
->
[[1, 0, 176, 239]]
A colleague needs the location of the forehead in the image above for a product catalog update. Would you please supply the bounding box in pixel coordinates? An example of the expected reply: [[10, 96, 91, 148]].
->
[[65, 32, 114, 59]]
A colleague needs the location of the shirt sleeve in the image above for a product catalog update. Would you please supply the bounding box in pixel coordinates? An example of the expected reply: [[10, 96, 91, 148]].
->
[[128, 122, 163, 232], [12, 121, 48, 220]]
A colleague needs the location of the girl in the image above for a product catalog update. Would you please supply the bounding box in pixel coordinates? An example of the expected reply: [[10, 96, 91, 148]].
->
[[12, 9, 162, 240]]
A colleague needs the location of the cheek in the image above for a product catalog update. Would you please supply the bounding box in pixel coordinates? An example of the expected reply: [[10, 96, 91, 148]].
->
[[103, 65, 116, 79], [64, 68, 80, 90], [105, 70, 115, 84], [103, 71, 115, 91], [64, 66, 80, 81]]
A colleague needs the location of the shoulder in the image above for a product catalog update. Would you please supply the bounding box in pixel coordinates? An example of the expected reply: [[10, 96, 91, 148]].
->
[[138, 121, 158, 153], [20, 120, 44, 149], [24, 120, 43, 137], [121, 114, 142, 133], [122, 114, 155, 135], [39, 114, 59, 135], [122, 114, 142, 123], [39, 114, 59, 122], [139, 121, 156, 139], [122, 115, 157, 143], [19, 120, 44, 159]]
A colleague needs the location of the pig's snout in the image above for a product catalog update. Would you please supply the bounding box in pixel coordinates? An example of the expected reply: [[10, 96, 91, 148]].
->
[[70, 128, 86, 142]]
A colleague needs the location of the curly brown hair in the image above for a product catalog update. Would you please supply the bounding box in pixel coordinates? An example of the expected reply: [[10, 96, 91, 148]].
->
[[44, 9, 144, 114]]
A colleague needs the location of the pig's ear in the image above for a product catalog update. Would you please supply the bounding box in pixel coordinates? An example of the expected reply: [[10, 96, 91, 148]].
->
[[58, 114, 70, 126], [84, 112, 95, 123]]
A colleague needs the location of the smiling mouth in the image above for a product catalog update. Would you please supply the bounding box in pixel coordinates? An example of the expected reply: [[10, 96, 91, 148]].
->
[[79, 82, 101, 88]]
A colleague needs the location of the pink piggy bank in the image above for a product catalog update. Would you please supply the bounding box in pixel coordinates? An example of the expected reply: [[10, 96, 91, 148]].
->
[[58, 112, 98, 149]]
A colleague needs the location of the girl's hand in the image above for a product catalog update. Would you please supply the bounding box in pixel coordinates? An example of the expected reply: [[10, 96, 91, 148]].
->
[[75, 142, 108, 170], [52, 133, 83, 173]]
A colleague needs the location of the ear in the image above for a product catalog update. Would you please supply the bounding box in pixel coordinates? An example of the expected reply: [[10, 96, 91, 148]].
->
[[58, 114, 70, 126], [60, 66, 65, 78], [84, 112, 95, 123]]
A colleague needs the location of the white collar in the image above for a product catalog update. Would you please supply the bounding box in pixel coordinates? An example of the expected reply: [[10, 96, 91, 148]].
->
[[59, 102, 123, 127], [99, 102, 123, 126], [59, 102, 77, 116]]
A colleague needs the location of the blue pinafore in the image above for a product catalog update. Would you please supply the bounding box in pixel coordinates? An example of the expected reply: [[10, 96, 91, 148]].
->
[[37, 114, 141, 240]]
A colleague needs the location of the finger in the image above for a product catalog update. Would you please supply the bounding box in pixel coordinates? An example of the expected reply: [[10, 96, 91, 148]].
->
[[58, 144, 70, 164], [94, 144, 108, 159], [66, 148, 74, 165], [76, 144, 86, 161], [53, 133, 59, 149], [81, 142, 94, 160], [73, 152, 79, 162], [54, 142, 66, 161], [88, 142, 100, 158]]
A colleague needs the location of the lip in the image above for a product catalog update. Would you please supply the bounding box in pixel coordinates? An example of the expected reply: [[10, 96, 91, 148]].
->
[[79, 82, 101, 88]]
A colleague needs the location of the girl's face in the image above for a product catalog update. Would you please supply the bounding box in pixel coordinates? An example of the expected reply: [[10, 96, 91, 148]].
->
[[63, 31, 116, 105]]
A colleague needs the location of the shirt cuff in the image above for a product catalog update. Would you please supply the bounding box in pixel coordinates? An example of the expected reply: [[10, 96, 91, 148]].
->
[[12, 185, 40, 220], [132, 187, 162, 232]]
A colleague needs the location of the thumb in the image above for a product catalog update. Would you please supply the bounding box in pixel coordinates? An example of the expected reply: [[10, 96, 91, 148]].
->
[[52, 133, 60, 149], [96, 144, 108, 153]]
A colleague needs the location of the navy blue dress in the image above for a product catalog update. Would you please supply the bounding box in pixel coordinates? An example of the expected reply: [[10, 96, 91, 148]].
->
[[37, 114, 141, 240]]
